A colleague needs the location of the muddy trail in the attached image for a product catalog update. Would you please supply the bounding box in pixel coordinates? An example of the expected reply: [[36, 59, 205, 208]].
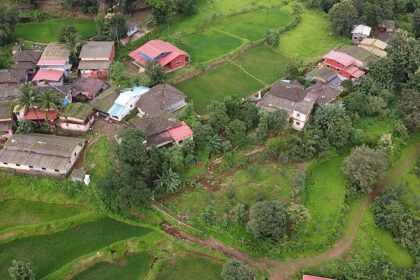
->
[[160, 143, 420, 280]]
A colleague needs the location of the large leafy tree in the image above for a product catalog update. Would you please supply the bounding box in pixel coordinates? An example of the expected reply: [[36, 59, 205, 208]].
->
[[13, 84, 41, 124], [247, 200, 287, 241], [221, 260, 254, 280], [0, 6, 17, 46], [37, 90, 61, 122], [144, 61, 167, 86], [8, 260, 35, 280], [342, 145, 388, 193], [413, 8, 420, 38], [328, 0, 358, 36], [309, 104, 352, 148], [95, 13, 128, 41], [398, 89, 420, 131], [173, 0, 198, 16], [225, 119, 247, 147], [62, 29, 83, 63], [208, 101, 229, 132]]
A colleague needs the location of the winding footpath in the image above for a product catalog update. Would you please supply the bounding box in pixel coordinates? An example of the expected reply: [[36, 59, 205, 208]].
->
[[160, 142, 420, 280]]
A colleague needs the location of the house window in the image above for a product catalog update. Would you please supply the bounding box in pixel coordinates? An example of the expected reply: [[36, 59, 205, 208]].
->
[[42, 167, 46, 170], [296, 122, 300, 126], [3, 162, 7, 165], [29, 166, 33, 169], [176, 61, 181, 65], [16, 164, 20, 167], [54, 169, 59, 172], [74, 152, 77, 156], [296, 113, 300, 117]]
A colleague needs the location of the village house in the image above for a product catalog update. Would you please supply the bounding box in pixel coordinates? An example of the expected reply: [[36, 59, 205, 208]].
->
[[69, 78, 109, 101], [107, 86, 150, 121], [37, 43, 72, 77], [0, 133, 85, 177], [306, 67, 338, 84], [136, 84, 187, 117], [337, 45, 379, 69], [90, 88, 119, 115], [129, 39, 190, 72], [0, 69, 28, 84], [378, 20, 396, 32], [358, 38, 388, 58], [321, 50, 365, 79], [23, 108, 59, 124], [78, 41, 115, 78], [0, 102, 13, 141], [351, 24, 372, 44], [59, 102, 95, 133], [32, 69, 64, 87], [131, 111, 193, 148], [11, 50, 42, 75], [307, 82, 342, 105], [257, 80, 317, 131]]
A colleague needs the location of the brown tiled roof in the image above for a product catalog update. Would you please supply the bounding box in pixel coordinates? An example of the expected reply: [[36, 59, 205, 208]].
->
[[0, 70, 27, 84], [306, 68, 337, 83], [40, 43, 70, 60], [307, 83, 341, 105], [136, 84, 186, 116], [71, 78, 109, 95], [11, 62, 37, 71], [378, 20, 395, 30], [130, 111, 181, 137], [0, 102, 12, 120], [12, 50, 42, 64], [78, 60, 111, 70], [79, 41, 114, 59], [0, 133, 84, 170], [0, 84, 20, 101], [267, 80, 307, 102]]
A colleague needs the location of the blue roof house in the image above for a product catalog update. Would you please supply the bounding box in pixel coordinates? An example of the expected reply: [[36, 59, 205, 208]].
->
[[108, 86, 149, 121]]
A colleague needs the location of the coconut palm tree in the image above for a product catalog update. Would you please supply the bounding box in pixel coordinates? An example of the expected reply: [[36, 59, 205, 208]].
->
[[12, 84, 41, 124], [37, 90, 61, 123], [63, 31, 83, 64]]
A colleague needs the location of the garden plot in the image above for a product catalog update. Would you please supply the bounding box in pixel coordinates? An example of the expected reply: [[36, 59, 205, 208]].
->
[[0, 199, 88, 231], [0, 218, 150, 279], [13, 19, 96, 42]]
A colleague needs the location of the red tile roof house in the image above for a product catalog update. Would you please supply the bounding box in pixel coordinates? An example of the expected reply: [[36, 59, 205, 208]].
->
[[129, 39, 190, 72], [321, 50, 365, 80], [23, 108, 59, 124], [78, 41, 115, 78], [32, 69, 64, 87], [37, 43, 72, 78]]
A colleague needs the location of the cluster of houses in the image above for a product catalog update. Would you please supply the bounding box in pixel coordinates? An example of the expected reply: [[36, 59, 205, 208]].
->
[[0, 38, 193, 178], [257, 20, 396, 131]]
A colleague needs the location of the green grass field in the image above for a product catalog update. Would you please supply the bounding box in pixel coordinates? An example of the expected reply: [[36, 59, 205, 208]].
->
[[13, 19, 96, 43], [0, 199, 87, 231], [0, 218, 150, 279], [235, 45, 289, 84], [216, 7, 294, 41], [157, 253, 223, 280], [74, 252, 153, 280], [176, 62, 263, 114], [86, 136, 111, 180], [353, 116, 397, 145], [181, 29, 245, 64], [279, 9, 349, 63]]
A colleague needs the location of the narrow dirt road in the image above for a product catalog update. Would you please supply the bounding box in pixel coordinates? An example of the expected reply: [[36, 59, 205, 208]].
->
[[161, 143, 419, 280]]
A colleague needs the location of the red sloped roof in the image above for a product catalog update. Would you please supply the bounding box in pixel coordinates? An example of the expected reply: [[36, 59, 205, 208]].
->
[[323, 50, 356, 68], [345, 65, 365, 78], [129, 39, 188, 66], [167, 122, 193, 142], [24, 109, 58, 121], [303, 275, 335, 280], [37, 59, 67, 66], [32, 69, 64, 82]]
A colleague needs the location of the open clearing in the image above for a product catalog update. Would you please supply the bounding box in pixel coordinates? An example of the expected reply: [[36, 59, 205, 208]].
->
[[0, 199, 87, 230], [0, 218, 150, 279], [157, 253, 223, 280], [13, 19, 96, 42], [73, 252, 153, 280]]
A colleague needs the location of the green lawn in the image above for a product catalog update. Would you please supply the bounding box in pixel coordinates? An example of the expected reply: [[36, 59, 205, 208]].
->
[[279, 9, 349, 63], [0, 199, 88, 231], [181, 29, 245, 64], [86, 136, 111, 180], [235, 45, 290, 84], [353, 116, 397, 145], [0, 218, 150, 279], [176, 62, 263, 114], [74, 252, 153, 280], [157, 253, 223, 280], [13, 19, 96, 43], [216, 7, 294, 41]]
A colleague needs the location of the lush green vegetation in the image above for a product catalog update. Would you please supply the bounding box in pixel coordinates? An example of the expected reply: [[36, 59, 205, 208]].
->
[[0, 199, 88, 230], [0, 218, 150, 279], [177, 62, 263, 114], [13, 18, 96, 42], [73, 252, 153, 280], [157, 253, 223, 280]]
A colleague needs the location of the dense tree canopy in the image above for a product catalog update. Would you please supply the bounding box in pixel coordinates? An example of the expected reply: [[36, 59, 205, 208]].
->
[[247, 200, 287, 241], [342, 145, 388, 193], [95, 13, 128, 41], [398, 89, 420, 131], [328, 0, 358, 36], [221, 260, 255, 280], [8, 260, 35, 280], [0, 6, 18, 46]]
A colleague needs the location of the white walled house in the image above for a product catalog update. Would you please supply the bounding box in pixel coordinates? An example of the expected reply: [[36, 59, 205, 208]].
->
[[107, 86, 149, 121], [0, 134, 85, 177], [37, 43, 72, 77], [59, 103, 95, 133]]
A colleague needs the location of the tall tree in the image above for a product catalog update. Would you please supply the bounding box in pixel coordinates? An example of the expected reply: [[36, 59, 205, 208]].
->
[[8, 260, 35, 280], [0, 6, 17, 46], [329, 0, 358, 36], [221, 260, 254, 280], [37, 90, 61, 122], [144, 61, 167, 86], [13, 84, 41, 124], [61, 27, 82, 63], [398, 89, 420, 131], [413, 8, 420, 38]]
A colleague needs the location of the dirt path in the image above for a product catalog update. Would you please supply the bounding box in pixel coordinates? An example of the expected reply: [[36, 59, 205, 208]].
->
[[161, 143, 420, 279]]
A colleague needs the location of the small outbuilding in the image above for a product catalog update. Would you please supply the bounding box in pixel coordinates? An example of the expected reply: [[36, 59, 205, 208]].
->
[[69, 78, 109, 101], [32, 69, 64, 87], [11, 50, 42, 75], [78, 41, 115, 78], [59, 102, 95, 133], [107, 86, 150, 121], [378, 20, 396, 32], [351, 24, 371, 44]]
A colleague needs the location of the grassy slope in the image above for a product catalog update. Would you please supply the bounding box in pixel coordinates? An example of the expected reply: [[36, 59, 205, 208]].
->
[[176, 62, 263, 114], [0, 199, 87, 230], [279, 9, 349, 64], [157, 253, 223, 280], [13, 19, 96, 42], [73, 252, 153, 280], [0, 218, 150, 279]]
